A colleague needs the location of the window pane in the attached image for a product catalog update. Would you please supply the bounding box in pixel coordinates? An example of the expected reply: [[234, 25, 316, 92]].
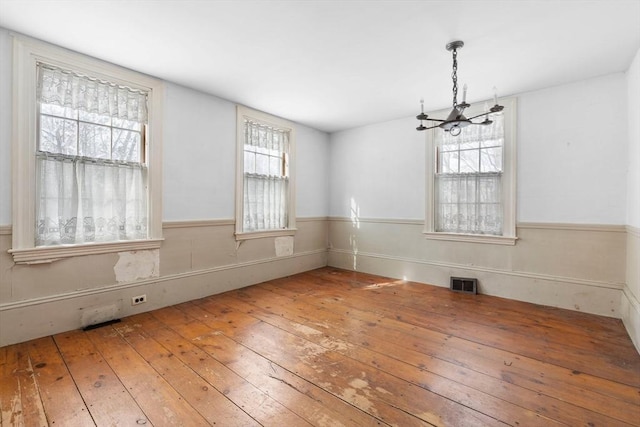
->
[[113, 117, 142, 131], [244, 151, 256, 174], [41, 103, 76, 119], [481, 137, 502, 148], [270, 155, 281, 176], [39, 115, 78, 155], [112, 129, 141, 162], [459, 149, 479, 173], [79, 123, 111, 159], [480, 147, 502, 172], [79, 110, 111, 125], [457, 139, 480, 150], [440, 151, 458, 173], [255, 153, 269, 175]]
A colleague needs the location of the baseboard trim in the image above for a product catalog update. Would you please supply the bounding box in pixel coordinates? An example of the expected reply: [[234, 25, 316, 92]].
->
[[328, 249, 624, 319], [621, 285, 640, 353], [328, 248, 623, 291], [0, 249, 328, 347], [0, 248, 327, 312]]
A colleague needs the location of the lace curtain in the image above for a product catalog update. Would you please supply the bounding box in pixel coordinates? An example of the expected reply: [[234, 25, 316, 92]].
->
[[435, 112, 504, 235], [39, 65, 147, 122], [243, 120, 289, 231], [35, 63, 148, 246]]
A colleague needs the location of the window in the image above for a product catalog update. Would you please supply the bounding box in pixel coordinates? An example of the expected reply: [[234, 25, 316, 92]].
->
[[235, 106, 296, 240], [36, 64, 148, 246], [10, 36, 163, 263], [424, 97, 516, 244]]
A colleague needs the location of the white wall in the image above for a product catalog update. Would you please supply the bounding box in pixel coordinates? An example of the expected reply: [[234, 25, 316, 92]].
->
[[296, 125, 330, 217], [329, 73, 629, 225], [329, 116, 425, 219], [627, 48, 640, 229], [162, 83, 237, 220], [622, 47, 640, 351], [0, 28, 12, 224], [162, 83, 330, 221], [518, 74, 628, 224]]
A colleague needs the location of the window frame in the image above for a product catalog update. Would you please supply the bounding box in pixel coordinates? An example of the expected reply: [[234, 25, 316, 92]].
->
[[235, 105, 296, 241], [9, 35, 164, 264], [424, 96, 517, 245]]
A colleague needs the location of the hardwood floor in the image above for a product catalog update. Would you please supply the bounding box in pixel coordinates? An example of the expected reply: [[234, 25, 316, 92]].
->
[[1, 267, 639, 426]]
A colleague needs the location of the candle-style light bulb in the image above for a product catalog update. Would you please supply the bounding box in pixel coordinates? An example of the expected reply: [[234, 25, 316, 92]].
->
[[420, 98, 425, 113], [493, 86, 498, 106], [462, 84, 468, 104]]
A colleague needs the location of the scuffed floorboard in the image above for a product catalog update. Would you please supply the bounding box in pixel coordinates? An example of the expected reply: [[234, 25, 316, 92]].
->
[[1, 267, 639, 426]]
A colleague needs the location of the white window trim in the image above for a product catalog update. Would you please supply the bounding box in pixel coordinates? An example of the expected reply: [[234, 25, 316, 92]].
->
[[235, 105, 296, 241], [424, 96, 517, 245], [9, 34, 164, 263]]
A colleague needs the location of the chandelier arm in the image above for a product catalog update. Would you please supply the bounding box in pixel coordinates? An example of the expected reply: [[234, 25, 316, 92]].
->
[[421, 124, 443, 130], [466, 112, 493, 121], [421, 117, 446, 123]]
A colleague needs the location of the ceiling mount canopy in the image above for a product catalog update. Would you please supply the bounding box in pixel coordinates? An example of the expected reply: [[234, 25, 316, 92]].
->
[[416, 40, 504, 136]]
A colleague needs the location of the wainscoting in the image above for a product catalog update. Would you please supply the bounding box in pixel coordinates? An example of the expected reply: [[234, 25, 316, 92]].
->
[[327, 217, 639, 351], [1, 218, 638, 353], [0, 218, 328, 347]]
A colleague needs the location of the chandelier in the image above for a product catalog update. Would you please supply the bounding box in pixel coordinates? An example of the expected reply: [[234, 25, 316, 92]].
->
[[416, 40, 503, 136]]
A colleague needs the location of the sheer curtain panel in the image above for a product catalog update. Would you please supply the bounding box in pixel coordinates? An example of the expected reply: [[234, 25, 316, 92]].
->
[[435, 112, 504, 235], [242, 119, 289, 231], [36, 63, 149, 246]]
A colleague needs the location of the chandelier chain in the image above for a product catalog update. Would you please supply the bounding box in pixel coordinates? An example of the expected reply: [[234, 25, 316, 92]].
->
[[451, 47, 458, 108]]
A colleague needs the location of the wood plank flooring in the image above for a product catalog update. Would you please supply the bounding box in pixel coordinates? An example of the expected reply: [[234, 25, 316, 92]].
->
[[1, 267, 639, 426]]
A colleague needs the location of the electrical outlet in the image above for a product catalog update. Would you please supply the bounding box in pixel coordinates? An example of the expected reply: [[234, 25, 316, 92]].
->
[[131, 294, 147, 305]]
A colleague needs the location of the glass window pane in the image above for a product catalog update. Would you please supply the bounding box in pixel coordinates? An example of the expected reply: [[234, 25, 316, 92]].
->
[[113, 117, 142, 131], [480, 147, 503, 172], [40, 103, 77, 119], [39, 115, 78, 155], [270, 155, 281, 176], [459, 149, 479, 173], [458, 139, 480, 150], [112, 129, 141, 162], [244, 151, 256, 174], [79, 110, 111, 125], [439, 151, 458, 173], [79, 123, 111, 159], [481, 137, 502, 148], [255, 153, 269, 175]]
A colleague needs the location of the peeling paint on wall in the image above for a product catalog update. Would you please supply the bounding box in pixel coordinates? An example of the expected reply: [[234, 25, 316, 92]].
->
[[275, 236, 294, 257], [114, 249, 159, 283]]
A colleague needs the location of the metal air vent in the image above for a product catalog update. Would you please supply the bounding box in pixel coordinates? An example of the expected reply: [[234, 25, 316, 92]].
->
[[450, 277, 477, 294]]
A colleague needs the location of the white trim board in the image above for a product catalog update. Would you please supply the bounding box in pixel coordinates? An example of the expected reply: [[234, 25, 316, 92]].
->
[[0, 249, 327, 347], [328, 248, 623, 318]]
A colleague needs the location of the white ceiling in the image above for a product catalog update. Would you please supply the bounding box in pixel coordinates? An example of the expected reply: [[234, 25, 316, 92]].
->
[[1, 0, 639, 133]]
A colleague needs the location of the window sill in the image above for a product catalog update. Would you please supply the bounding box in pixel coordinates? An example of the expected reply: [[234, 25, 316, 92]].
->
[[235, 228, 297, 241], [9, 238, 164, 264], [423, 232, 517, 245]]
